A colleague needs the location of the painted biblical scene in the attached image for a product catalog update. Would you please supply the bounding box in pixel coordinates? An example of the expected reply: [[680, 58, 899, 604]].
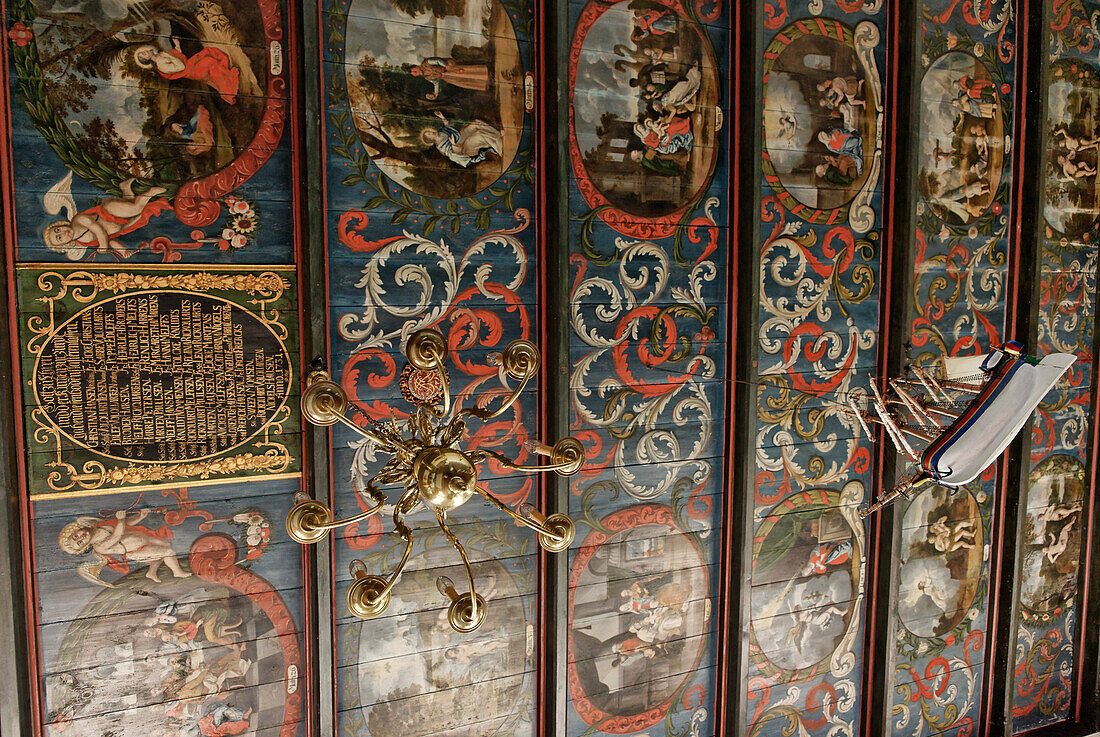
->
[[916, 52, 1005, 226], [761, 20, 878, 214], [568, 512, 708, 728], [34, 487, 302, 737], [343, 0, 524, 200], [571, 0, 720, 217], [1044, 59, 1100, 238], [749, 498, 860, 682], [24, 0, 272, 185], [896, 486, 984, 638], [352, 550, 532, 737], [1019, 454, 1085, 619]]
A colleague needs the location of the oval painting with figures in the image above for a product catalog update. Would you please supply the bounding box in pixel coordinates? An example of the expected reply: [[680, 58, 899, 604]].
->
[[748, 491, 861, 683], [761, 21, 878, 218], [568, 507, 708, 731], [27, 0, 272, 184], [917, 52, 1005, 226], [571, 0, 719, 218], [343, 0, 524, 199], [897, 486, 984, 638], [354, 550, 530, 737], [1044, 60, 1100, 238], [1020, 455, 1085, 620], [46, 569, 291, 737]]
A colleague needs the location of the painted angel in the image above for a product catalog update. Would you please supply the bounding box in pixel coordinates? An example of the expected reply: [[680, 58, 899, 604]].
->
[[784, 599, 845, 654], [43, 171, 170, 260], [58, 509, 191, 587]]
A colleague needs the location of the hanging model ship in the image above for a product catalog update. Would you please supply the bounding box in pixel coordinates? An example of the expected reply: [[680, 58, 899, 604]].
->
[[850, 341, 1076, 517]]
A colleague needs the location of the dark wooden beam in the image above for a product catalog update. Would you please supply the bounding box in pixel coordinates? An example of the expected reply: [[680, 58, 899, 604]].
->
[[859, 1, 921, 734], [715, 0, 756, 733], [982, 0, 1049, 731], [538, 0, 571, 731], [0, 1, 34, 732], [297, 3, 335, 736]]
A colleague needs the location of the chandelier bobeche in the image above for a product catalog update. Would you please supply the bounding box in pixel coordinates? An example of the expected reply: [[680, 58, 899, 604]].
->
[[286, 328, 582, 632]]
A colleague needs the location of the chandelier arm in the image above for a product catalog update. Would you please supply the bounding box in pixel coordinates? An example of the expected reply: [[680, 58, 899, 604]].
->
[[434, 507, 479, 620], [373, 488, 418, 599], [331, 412, 392, 446], [473, 448, 577, 475], [307, 501, 384, 532], [436, 364, 453, 418], [308, 475, 387, 532], [473, 485, 565, 543], [454, 372, 531, 422], [405, 329, 452, 417]]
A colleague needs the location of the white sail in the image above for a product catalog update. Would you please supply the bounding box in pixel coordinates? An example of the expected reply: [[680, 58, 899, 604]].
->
[[939, 353, 990, 381], [925, 353, 1077, 486]]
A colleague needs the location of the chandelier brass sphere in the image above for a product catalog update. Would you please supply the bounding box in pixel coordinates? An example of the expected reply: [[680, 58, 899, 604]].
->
[[287, 328, 582, 631]]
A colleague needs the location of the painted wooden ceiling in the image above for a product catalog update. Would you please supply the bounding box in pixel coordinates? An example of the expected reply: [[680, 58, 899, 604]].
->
[[0, 1, 1096, 737]]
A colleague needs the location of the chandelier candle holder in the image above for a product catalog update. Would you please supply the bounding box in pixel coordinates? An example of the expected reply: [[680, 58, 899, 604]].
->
[[287, 328, 583, 632]]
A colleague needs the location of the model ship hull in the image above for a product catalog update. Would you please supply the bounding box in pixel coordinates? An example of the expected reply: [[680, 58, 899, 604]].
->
[[922, 352, 1077, 486]]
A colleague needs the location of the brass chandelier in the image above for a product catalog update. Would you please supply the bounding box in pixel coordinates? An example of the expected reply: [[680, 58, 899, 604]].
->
[[286, 329, 582, 632]]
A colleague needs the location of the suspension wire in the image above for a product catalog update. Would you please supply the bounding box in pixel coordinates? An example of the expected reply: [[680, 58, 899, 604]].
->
[[594, 360, 981, 416]]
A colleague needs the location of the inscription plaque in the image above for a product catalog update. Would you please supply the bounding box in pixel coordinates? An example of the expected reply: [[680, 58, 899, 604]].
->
[[18, 266, 300, 498], [35, 292, 290, 462]]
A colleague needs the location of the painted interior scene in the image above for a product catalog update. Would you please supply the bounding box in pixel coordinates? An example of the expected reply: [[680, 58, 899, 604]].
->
[[3, 1, 1100, 737], [916, 52, 1004, 225], [762, 24, 877, 212], [343, 0, 524, 198], [572, 0, 719, 217], [569, 522, 707, 724]]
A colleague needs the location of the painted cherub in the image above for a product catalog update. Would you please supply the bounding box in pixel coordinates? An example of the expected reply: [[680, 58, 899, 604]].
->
[[817, 76, 865, 110], [42, 171, 170, 260], [1056, 154, 1098, 183], [58, 508, 191, 587], [927, 515, 977, 553], [1053, 126, 1100, 155]]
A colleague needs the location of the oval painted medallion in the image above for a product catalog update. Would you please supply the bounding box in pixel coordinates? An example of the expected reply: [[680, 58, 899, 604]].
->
[[1019, 454, 1085, 622], [344, 0, 524, 199], [748, 487, 862, 682], [1044, 60, 1100, 238], [46, 535, 301, 737], [761, 19, 879, 223], [897, 485, 984, 638], [25, 0, 281, 187], [33, 291, 292, 463], [567, 505, 708, 734], [355, 549, 529, 737], [569, 0, 720, 234], [917, 52, 1005, 226]]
